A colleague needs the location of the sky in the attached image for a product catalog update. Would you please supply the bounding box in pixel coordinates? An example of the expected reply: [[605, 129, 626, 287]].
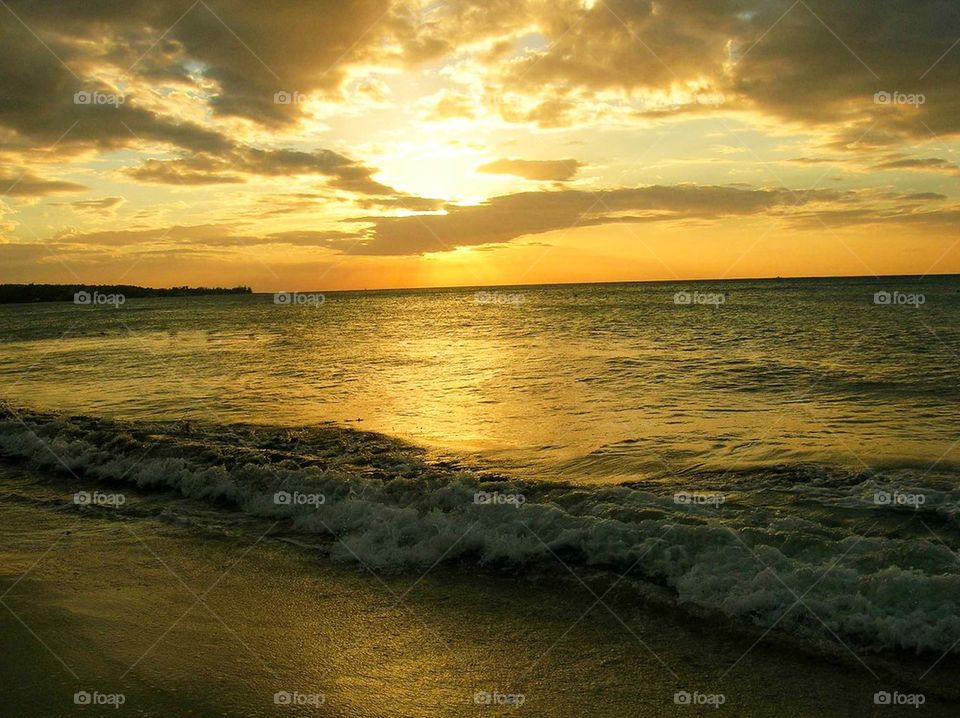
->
[[1, 0, 959, 291]]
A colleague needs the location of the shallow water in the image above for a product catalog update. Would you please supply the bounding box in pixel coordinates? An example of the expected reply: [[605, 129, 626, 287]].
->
[[0, 276, 957, 482], [1, 276, 959, 685], [2, 486, 957, 717], [1, 407, 958, 660]]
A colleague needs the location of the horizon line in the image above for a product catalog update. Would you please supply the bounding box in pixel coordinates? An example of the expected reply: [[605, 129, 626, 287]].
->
[[259, 270, 960, 295]]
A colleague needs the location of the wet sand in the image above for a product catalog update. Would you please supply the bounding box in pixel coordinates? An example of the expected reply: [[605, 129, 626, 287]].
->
[[1, 492, 956, 717]]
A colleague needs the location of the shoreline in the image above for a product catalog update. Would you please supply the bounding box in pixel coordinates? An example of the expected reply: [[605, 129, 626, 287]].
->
[[1, 460, 958, 716], [1, 406, 959, 662], [0, 284, 252, 306]]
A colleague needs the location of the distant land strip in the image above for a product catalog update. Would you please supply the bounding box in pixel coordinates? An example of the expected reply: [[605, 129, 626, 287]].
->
[[0, 284, 252, 304]]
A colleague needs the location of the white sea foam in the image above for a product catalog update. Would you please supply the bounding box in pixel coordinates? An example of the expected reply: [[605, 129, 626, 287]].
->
[[1, 407, 959, 655]]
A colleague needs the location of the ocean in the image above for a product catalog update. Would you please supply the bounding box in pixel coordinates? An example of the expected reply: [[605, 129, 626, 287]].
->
[[1, 276, 959, 714], [2, 276, 958, 481]]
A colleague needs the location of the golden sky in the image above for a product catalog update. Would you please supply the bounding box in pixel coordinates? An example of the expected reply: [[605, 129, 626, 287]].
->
[[1, 0, 959, 290]]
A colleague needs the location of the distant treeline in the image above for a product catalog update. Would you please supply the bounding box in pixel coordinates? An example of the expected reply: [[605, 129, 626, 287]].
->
[[0, 284, 253, 304]]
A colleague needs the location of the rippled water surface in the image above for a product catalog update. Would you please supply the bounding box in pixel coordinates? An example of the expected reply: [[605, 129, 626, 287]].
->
[[1, 276, 957, 482]]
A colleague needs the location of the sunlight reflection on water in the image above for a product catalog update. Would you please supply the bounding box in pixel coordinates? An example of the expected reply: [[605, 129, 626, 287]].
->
[[1, 277, 958, 482]]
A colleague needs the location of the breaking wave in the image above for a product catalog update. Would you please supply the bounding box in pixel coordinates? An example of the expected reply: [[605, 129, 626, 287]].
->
[[1, 404, 959, 657]]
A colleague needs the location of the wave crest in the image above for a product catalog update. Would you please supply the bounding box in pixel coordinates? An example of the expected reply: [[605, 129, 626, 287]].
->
[[1, 404, 958, 656]]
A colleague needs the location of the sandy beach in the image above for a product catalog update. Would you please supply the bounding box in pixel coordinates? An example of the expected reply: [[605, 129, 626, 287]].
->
[[1, 460, 956, 717]]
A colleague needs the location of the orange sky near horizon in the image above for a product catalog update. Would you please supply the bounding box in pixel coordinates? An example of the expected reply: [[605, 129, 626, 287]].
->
[[1, 0, 959, 290]]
